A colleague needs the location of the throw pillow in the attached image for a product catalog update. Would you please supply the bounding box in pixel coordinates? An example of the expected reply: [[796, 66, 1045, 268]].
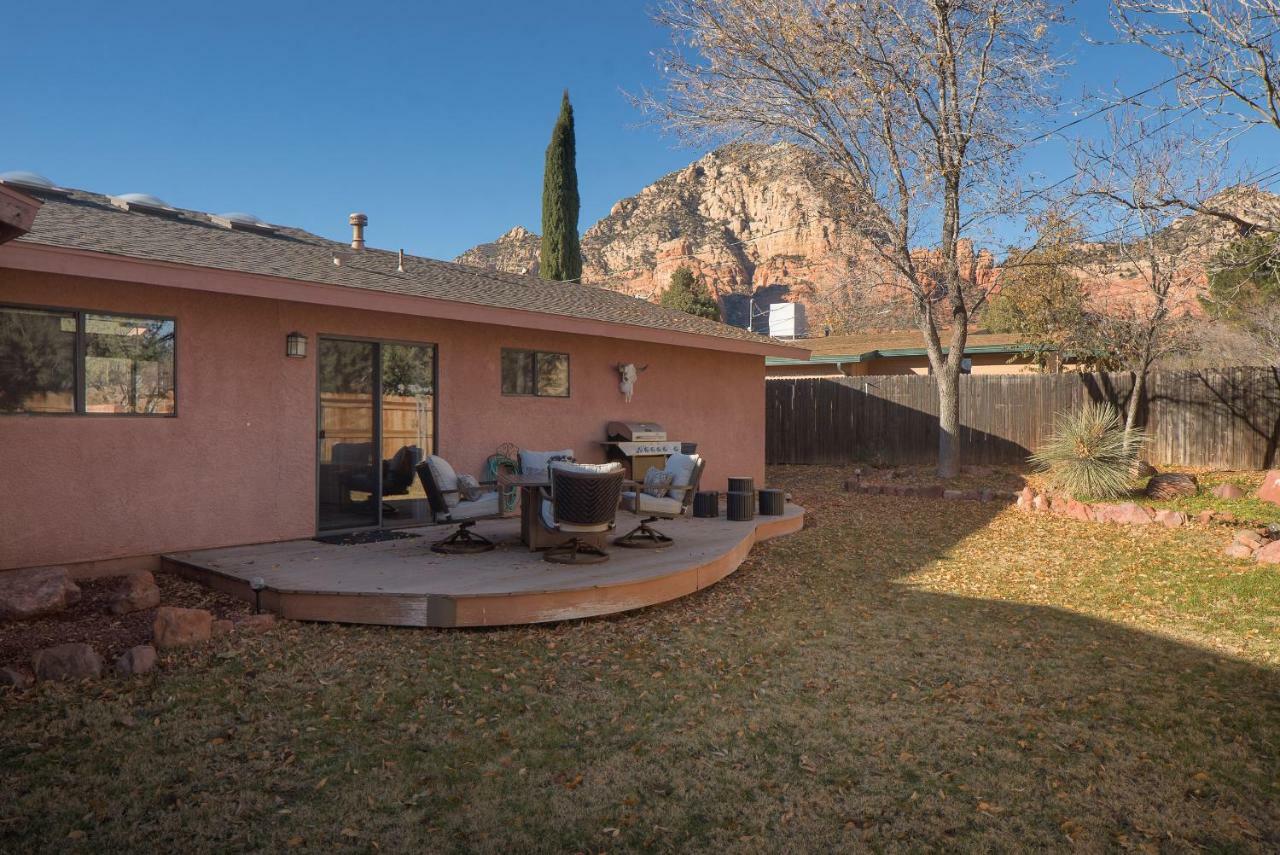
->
[[643, 467, 674, 498], [456, 473, 484, 502]]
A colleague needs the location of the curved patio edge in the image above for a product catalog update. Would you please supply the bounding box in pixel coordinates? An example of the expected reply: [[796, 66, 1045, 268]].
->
[[163, 505, 805, 628]]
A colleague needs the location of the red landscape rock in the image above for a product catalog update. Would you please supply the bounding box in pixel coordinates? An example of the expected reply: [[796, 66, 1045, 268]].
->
[[1032, 493, 1049, 512], [236, 613, 277, 633], [1145, 473, 1198, 500], [0, 567, 81, 621], [1094, 503, 1154, 525], [1016, 487, 1035, 510], [1224, 543, 1256, 559], [1254, 540, 1280, 563], [109, 571, 161, 616], [1234, 529, 1266, 549], [153, 606, 213, 648], [1053, 497, 1094, 522], [1195, 510, 1216, 525], [32, 642, 102, 682], [1257, 470, 1280, 505], [1154, 510, 1187, 528], [1, 666, 33, 689], [1211, 483, 1246, 500], [115, 645, 157, 677]]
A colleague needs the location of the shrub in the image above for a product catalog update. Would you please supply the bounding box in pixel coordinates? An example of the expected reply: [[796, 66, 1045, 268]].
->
[[1029, 403, 1146, 499]]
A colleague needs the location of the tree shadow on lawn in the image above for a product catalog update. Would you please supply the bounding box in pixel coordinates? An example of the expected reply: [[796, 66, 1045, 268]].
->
[[2, 470, 1278, 853]]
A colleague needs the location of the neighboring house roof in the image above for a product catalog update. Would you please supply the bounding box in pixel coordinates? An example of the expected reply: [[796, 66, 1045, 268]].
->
[[1, 184, 806, 359], [766, 330, 1029, 366]]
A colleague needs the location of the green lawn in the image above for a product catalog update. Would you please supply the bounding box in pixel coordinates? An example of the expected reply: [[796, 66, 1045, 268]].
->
[[3, 466, 1278, 852]]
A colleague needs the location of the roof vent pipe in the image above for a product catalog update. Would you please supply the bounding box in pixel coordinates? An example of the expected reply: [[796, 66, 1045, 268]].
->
[[349, 212, 367, 250]]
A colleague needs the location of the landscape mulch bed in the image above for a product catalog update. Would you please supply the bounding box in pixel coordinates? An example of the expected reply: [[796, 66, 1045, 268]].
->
[[0, 572, 249, 672]]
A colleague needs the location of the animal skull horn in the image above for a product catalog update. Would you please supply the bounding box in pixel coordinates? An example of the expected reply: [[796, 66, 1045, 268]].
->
[[616, 362, 648, 403]]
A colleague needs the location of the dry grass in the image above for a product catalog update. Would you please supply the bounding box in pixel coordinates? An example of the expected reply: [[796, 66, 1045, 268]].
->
[[2, 466, 1278, 852]]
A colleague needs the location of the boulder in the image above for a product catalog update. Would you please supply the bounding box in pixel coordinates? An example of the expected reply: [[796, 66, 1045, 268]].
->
[[109, 571, 160, 616], [0, 567, 81, 621], [1032, 493, 1049, 512], [1211, 483, 1246, 500], [1254, 540, 1280, 564], [1, 666, 33, 689], [1234, 529, 1267, 548], [212, 619, 234, 636], [1224, 542, 1256, 559], [1052, 496, 1094, 522], [1154, 509, 1187, 528], [1257, 470, 1280, 505], [1016, 487, 1036, 510], [115, 645, 157, 677], [1095, 503, 1154, 525], [1145, 473, 1199, 500], [236, 613, 277, 633], [152, 606, 213, 648], [32, 643, 102, 682], [1195, 510, 1216, 525]]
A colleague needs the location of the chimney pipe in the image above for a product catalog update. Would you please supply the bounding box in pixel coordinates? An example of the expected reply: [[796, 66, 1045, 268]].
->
[[349, 212, 368, 250]]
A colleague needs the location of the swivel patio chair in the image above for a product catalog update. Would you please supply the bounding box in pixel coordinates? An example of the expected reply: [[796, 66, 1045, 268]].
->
[[615, 453, 705, 549], [347, 444, 423, 516], [415, 456, 501, 554], [539, 463, 624, 565]]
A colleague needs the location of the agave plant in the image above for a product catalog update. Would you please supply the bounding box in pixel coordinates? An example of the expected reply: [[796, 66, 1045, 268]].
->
[[1029, 403, 1147, 500]]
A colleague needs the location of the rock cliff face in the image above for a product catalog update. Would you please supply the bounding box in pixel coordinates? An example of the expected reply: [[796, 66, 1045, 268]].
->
[[456, 143, 876, 329], [456, 142, 1280, 331]]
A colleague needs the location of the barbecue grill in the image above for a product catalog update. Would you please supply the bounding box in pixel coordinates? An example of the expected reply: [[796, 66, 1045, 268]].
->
[[601, 421, 685, 480]]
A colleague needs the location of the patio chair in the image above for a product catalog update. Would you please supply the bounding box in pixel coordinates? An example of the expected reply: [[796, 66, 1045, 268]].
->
[[539, 462, 624, 565], [415, 456, 501, 554], [347, 444, 423, 515], [615, 453, 705, 549]]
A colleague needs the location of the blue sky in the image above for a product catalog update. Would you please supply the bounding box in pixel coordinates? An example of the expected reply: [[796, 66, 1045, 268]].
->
[[3, 2, 1272, 260]]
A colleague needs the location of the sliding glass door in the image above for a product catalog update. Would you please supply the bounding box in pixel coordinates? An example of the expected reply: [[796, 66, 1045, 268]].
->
[[317, 338, 436, 532]]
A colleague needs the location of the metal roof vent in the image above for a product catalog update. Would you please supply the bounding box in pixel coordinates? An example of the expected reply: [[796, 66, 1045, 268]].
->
[[109, 193, 177, 214], [210, 211, 276, 234], [0, 170, 71, 196]]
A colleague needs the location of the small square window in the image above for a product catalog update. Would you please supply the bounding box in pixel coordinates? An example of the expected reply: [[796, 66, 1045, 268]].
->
[[501, 348, 569, 397]]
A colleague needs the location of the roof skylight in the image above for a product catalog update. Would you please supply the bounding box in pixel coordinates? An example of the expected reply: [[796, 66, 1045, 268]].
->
[[109, 193, 177, 214], [0, 170, 71, 196], [210, 211, 276, 233]]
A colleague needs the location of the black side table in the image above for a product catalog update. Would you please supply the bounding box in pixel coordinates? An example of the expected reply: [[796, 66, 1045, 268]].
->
[[693, 491, 720, 518]]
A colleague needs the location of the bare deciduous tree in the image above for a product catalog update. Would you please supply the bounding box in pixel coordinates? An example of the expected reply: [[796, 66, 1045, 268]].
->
[[1072, 111, 1212, 440], [642, 0, 1064, 477]]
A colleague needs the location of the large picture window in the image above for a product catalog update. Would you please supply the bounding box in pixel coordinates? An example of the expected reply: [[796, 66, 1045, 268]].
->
[[501, 348, 569, 397], [0, 305, 176, 415]]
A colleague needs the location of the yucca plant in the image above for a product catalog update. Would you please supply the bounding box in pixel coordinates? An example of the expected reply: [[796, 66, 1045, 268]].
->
[[1029, 403, 1147, 500]]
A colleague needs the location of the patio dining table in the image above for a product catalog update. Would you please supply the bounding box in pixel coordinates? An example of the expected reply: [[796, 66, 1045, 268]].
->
[[496, 471, 552, 550]]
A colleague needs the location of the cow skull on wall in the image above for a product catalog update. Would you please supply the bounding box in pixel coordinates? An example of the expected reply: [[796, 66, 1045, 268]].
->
[[615, 362, 648, 403]]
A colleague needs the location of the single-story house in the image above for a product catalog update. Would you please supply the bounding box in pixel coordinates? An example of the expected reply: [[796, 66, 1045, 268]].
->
[[765, 330, 1042, 378], [0, 173, 806, 573]]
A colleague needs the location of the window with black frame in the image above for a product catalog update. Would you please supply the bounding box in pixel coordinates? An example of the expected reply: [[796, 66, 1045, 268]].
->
[[501, 348, 569, 397], [0, 305, 175, 415]]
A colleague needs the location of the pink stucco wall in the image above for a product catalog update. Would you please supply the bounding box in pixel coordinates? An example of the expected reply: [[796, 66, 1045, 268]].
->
[[0, 271, 766, 570]]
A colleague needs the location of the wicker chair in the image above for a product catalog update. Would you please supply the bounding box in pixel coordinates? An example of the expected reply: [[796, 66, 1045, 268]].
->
[[415, 457, 501, 554], [539, 463, 624, 564], [615, 454, 705, 549]]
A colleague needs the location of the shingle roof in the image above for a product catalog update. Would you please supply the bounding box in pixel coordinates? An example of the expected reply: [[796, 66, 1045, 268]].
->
[[10, 186, 790, 351]]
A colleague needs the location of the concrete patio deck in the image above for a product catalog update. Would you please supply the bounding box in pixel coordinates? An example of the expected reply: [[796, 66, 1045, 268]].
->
[[162, 504, 804, 627]]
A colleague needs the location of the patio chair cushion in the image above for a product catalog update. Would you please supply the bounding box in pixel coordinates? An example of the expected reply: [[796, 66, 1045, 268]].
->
[[456, 473, 485, 501], [519, 448, 575, 477], [450, 491, 500, 521], [642, 467, 674, 498], [663, 453, 701, 502], [550, 461, 625, 475], [620, 491, 683, 516], [541, 498, 613, 533], [425, 455, 461, 507]]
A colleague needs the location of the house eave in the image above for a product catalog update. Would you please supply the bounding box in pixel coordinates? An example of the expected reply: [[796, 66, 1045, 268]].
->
[[0, 241, 810, 360]]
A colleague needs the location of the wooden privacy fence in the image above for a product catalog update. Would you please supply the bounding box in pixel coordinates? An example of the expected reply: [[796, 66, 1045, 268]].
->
[[766, 367, 1280, 470]]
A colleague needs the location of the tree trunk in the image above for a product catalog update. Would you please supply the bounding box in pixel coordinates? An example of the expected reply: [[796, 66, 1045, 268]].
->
[[937, 367, 961, 478], [1124, 368, 1146, 449]]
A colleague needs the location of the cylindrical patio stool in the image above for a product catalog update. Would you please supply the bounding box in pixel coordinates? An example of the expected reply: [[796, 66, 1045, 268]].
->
[[726, 491, 755, 521], [758, 488, 785, 516], [693, 490, 720, 518], [727, 476, 755, 494]]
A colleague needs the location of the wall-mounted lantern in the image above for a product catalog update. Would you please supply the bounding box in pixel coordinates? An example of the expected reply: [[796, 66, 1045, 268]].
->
[[286, 332, 308, 358]]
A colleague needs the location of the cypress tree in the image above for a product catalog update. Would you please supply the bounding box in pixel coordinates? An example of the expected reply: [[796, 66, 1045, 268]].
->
[[539, 91, 582, 282]]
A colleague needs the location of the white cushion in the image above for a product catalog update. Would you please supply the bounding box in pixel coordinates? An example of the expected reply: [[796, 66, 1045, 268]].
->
[[451, 492, 499, 520], [426, 455, 460, 507], [663, 453, 700, 502], [519, 448, 575, 475], [550, 460, 624, 475], [621, 490, 683, 516]]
